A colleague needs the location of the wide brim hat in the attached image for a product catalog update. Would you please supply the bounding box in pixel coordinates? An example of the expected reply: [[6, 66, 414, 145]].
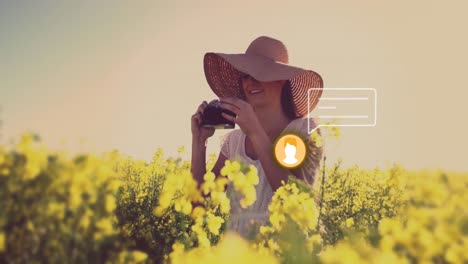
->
[[203, 36, 323, 117]]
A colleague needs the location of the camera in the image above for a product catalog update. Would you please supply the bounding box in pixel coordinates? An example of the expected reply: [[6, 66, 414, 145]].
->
[[201, 101, 236, 129]]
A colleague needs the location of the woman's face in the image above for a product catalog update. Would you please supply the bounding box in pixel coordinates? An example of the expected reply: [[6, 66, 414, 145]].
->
[[240, 73, 286, 109]]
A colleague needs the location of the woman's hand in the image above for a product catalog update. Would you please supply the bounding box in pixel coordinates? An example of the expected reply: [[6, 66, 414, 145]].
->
[[191, 100, 216, 142], [219, 97, 263, 137]]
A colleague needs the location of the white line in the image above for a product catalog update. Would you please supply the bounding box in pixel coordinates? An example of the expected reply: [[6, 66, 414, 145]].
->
[[307, 88, 378, 134], [318, 106, 336, 109], [319, 115, 369, 119], [320, 97, 369, 101]]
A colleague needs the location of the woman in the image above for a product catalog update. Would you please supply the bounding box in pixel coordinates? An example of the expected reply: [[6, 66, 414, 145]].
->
[[191, 36, 324, 238]]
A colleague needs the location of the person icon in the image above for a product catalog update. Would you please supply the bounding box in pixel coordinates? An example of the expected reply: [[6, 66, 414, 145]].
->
[[274, 133, 307, 169], [283, 137, 298, 165]]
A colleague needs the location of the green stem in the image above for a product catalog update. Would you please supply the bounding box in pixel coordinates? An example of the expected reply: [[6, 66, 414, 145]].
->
[[317, 155, 326, 233]]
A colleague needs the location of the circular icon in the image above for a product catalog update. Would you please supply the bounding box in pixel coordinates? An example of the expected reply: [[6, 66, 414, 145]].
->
[[274, 133, 307, 169]]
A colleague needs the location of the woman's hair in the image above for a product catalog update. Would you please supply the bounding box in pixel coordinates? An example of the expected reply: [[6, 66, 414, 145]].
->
[[238, 79, 298, 120], [280, 80, 298, 120]]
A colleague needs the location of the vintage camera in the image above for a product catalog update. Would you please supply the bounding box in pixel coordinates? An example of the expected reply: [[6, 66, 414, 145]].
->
[[201, 101, 236, 129]]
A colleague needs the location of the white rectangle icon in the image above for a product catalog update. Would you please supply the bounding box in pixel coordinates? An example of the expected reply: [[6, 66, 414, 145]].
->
[[307, 88, 377, 134]]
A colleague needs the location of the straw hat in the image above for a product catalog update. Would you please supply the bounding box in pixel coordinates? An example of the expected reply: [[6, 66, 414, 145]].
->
[[203, 36, 323, 117]]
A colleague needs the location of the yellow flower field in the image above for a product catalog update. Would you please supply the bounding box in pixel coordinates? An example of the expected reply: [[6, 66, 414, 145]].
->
[[0, 133, 466, 263]]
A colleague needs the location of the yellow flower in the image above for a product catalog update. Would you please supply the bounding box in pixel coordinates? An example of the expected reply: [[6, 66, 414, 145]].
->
[[1, 168, 9, 176], [170, 232, 278, 264], [211, 191, 230, 214], [105, 194, 117, 213], [0, 232, 5, 252], [259, 226, 274, 236], [207, 212, 224, 235], [47, 202, 65, 220], [132, 251, 148, 262], [306, 234, 322, 253], [267, 239, 281, 253], [215, 177, 229, 192], [169, 243, 186, 264], [80, 210, 92, 230], [173, 198, 193, 215], [158, 192, 173, 209], [202, 171, 216, 195], [191, 216, 211, 248], [191, 206, 206, 220], [96, 218, 114, 236], [69, 184, 83, 210], [309, 130, 323, 148], [153, 206, 166, 217], [346, 217, 355, 228], [204, 171, 215, 182], [220, 160, 258, 209], [16, 134, 48, 181], [269, 212, 286, 230], [246, 165, 259, 185], [118, 250, 149, 264]]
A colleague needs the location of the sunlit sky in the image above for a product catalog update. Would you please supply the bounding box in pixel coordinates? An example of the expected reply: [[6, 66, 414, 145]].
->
[[1, 0, 467, 171]]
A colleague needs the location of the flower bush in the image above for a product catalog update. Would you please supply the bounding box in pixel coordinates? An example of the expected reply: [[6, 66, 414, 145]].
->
[[0, 133, 467, 263], [317, 161, 407, 245], [319, 170, 468, 264], [0, 134, 123, 263]]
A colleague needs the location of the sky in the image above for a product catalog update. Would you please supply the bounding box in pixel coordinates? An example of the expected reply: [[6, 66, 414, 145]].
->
[[1, 0, 467, 171]]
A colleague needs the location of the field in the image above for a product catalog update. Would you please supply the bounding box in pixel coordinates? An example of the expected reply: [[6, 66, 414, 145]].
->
[[0, 133, 466, 263]]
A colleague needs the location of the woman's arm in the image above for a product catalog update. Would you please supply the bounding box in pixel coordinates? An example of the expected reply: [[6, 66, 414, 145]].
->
[[191, 100, 215, 187], [191, 137, 208, 187], [249, 129, 291, 191]]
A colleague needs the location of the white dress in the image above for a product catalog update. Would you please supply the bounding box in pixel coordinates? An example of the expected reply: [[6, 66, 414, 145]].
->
[[219, 117, 323, 238]]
